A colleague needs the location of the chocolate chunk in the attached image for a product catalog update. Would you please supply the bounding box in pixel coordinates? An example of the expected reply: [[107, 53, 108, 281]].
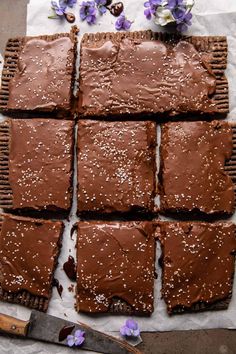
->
[[0, 213, 64, 312], [77, 120, 156, 214], [63, 256, 76, 281], [78, 31, 228, 118], [159, 121, 235, 216], [53, 278, 63, 297], [0, 28, 77, 116], [109, 2, 124, 16], [65, 12, 76, 23], [0, 119, 74, 213], [157, 222, 236, 315], [76, 221, 156, 315], [59, 325, 75, 342]]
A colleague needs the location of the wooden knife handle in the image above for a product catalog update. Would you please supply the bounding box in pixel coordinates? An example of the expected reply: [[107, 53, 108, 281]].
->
[[0, 313, 29, 336]]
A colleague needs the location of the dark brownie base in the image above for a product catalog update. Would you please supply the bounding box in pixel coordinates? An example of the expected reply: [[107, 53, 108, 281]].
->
[[0, 214, 64, 312], [0, 26, 78, 118], [158, 121, 235, 218], [78, 31, 228, 119], [0, 119, 74, 215], [157, 221, 236, 316]]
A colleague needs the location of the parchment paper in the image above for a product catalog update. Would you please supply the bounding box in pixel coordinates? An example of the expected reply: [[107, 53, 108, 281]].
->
[[1, 0, 236, 353]]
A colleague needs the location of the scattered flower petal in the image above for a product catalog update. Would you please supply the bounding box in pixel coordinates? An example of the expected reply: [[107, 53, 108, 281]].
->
[[67, 335, 75, 347], [66, 330, 85, 347], [95, 0, 107, 14], [115, 12, 132, 31], [80, 1, 97, 24], [51, 0, 67, 16], [120, 319, 140, 338], [66, 0, 77, 7]]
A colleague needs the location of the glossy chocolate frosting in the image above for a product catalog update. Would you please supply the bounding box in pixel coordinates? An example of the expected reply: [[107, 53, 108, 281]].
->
[[0, 214, 63, 298], [159, 121, 234, 215], [7, 36, 75, 112], [78, 37, 216, 117], [157, 222, 236, 314], [8, 119, 74, 211], [76, 221, 156, 314], [77, 120, 156, 213]]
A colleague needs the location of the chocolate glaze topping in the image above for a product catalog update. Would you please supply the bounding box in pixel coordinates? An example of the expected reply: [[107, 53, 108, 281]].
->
[[76, 221, 156, 314], [78, 36, 216, 118], [77, 120, 156, 213], [0, 214, 63, 298], [7, 36, 76, 112], [157, 222, 236, 314], [159, 121, 234, 215], [8, 119, 74, 212]]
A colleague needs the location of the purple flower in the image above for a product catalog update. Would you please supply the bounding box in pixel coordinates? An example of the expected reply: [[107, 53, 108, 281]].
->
[[167, 0, 183, 10], [150, 0, 162, 5], [65, 0, 77, 7], [177, 11, 192, 31], [172, 6, 186, 22], [67, 330, 85, 347], [120, 319, 140, 337], [143, 0, 162, 20], [115, 12, 132, 31], [95, 0, 107, 14], [80, 1, 97, 24], [51, 0, 67, 16]]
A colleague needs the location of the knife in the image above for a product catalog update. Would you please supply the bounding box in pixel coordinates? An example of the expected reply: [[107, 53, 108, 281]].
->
[[0, 311, 141, 354]]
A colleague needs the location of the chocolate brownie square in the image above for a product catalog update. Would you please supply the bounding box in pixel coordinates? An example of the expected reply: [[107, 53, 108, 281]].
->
[[0, 28, 77, 116], [159, 121, 234, 216], [157, 221, 236, 315], [0, 119, 74, 213], [76, 221, 156, 315], [0, 213, 64, 311], [78, 31, 228, 118], [77, 120, 156, 214]]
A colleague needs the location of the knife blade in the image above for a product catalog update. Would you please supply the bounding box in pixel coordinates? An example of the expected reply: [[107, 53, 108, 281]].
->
[[0, 311, 141, 354]]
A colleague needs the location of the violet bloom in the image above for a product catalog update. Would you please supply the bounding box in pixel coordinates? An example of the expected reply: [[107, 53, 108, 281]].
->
[[67, 330, 85, 347], [115, 12, 132, 31], [172, 6, 187, 22], [143, 0, 162, 20], [95, 0, 107, 14], [51, 0, 67, 16], [66, 0, 77, 7], [80, 1, 97, 24], [120, 319, 140, 337], [167, 0, 183, 9], [177, 11, 192, 31]]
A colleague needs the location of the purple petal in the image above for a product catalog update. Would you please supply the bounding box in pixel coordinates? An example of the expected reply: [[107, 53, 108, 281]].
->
[[123, 19, 132, 30], [144, 1, 151, 7], [120, 325, 128, 336], [66, 335, 75, 347], [126, 319, 138, 331], [55, 8, 65, 15], [177, 22, 188, 32], [67, 0, 77, 7], [150, 0, 162, 5], [51, 0, 58, 7], [75, 330, 85, 338], [75, 336, 85, 346], [99, 5, 107, 14], [132, 329, 140, 337], [144, 8, 152, 20]]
